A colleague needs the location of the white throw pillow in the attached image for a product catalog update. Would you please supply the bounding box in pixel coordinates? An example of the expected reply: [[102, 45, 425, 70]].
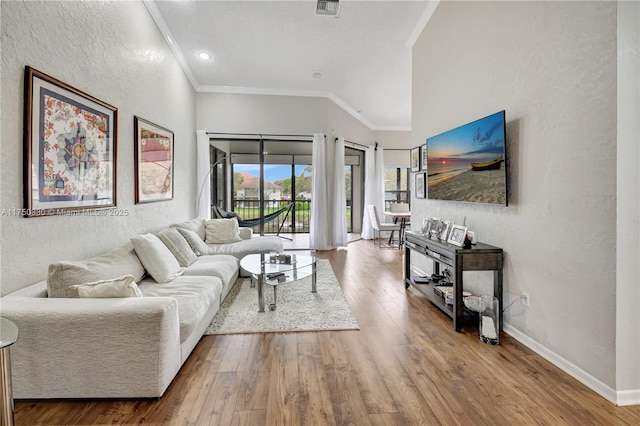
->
[[70, 274, 143, 298], [156, 228, 198, 267], [170, 217, 206, 241], [47, 243, 146, 298], [131, 234, 186, 283], [205, 218, 243, 244], [176, 228, 212, 256]]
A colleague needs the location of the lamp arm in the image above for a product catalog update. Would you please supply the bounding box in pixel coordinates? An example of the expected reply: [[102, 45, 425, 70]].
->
[[195, 155, 229, 216]]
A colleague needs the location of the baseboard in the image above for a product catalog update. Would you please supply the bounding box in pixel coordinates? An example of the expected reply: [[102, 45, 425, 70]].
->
[[616, 389, 640, 406], [504, 324, 640, 406]]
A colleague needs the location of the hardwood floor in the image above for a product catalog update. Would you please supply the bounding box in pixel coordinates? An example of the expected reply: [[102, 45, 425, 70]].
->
[[14, 240, 640, 425]]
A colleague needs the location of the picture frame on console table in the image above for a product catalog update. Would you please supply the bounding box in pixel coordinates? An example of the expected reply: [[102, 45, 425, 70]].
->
[[415, 172, 426, 198], [134, 116, 174, 204], [23, 66, 117, 217], [439, 220, 452, 241], [428, 218, 442, 239], [447, 224, 468, 247]]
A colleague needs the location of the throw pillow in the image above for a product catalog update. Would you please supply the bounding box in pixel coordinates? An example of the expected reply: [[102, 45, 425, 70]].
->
[[205, 218, 243, 244], [156, 228, 198, 267], [175, 227, 212, 256], [170, 217, 206, 241], [131, 234, 186, 283], [47, 243, 146, 298], [70, 274, 143, 298]]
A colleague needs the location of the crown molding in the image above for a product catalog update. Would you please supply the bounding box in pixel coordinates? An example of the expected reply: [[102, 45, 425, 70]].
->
[[405, 0, 440, 48]]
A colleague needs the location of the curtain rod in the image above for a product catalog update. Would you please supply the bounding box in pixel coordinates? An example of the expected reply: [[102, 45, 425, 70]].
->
[[210, 138, 312, 143], [334, 137, 369, 149], [207, 132, 316, 138]]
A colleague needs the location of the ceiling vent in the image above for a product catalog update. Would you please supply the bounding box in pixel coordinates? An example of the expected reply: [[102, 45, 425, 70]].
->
[[316, 0, 340, 17]]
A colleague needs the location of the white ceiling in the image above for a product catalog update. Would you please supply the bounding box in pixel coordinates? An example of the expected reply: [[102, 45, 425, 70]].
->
[[146, 0, 438, 130]]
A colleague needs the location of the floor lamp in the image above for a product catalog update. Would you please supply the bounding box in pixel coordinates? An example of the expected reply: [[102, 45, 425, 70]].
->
[[195, 155, 228, 217]]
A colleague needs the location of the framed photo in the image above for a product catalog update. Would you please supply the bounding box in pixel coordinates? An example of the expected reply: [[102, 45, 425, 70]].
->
[[134, 116, 174, 203], [421, 217, 431, 236], [421, 143, 428, 170], [410, 147, 420, 172], [415, 172, 426, 199], [428, 218, 442, 239], [439, 220, 451, 241], [23, 66, 117, 217], [448, 224, 469, 247]]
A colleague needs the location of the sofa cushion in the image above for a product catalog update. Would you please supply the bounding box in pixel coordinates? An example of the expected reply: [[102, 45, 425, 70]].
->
[[131, 234, 186, 283], [156, 228, 198, 267], [47, 243, 146, 298], [184, 255, 239, 299], [170, 217, 206, 241], [137, 275, 223, 343], [176, 228, 211, 256], [204, 219, 242, 244], [207, 236, 284, 259], [70, 275, 143, 298]]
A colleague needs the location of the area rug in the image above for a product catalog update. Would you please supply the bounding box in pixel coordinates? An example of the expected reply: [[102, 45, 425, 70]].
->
[[205, 259, 359, 335]]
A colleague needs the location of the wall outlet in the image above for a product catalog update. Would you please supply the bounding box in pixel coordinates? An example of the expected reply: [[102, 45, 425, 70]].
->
[[521, 291, 530, 307]]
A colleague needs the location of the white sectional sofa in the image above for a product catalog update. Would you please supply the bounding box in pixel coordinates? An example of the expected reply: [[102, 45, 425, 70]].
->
[[0, 217, 282, 399]]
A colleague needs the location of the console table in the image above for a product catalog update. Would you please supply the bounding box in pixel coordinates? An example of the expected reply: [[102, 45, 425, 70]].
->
[[403, 230, 503, 332]]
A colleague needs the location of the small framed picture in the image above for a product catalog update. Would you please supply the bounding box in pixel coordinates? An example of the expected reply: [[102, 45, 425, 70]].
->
[[439, 220, 451, 241], [428, 218, 442, 239], [421, 217, 431, 235], [415, 172, 426, 198], [134, 116, 174, 204], [421, 143, 428, 170], [410, 147, 420, 172], [447, 224, 469, 247]]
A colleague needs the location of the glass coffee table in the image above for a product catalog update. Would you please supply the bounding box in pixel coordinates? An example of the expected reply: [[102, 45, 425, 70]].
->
[[240, 253, 317, 312]]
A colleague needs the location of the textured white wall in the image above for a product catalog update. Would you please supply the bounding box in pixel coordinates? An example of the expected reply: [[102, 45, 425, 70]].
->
[[0, 1, 196, 295], [196, 93, 328, 135], [412, 1, 618, 388], [616, 0, 640, 398]]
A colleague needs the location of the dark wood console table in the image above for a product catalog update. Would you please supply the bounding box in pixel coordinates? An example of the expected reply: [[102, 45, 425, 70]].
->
[[404, 230, 503, 332]]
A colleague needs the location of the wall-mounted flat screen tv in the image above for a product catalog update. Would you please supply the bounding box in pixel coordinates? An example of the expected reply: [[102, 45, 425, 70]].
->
[[426, 110, 507, 206]]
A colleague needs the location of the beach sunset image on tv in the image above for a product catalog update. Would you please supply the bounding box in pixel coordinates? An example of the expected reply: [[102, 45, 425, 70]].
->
[[426, 110, 507, 206]]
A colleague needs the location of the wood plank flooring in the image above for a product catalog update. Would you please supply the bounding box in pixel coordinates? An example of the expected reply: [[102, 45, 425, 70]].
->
[[13, 240, 640, 425]]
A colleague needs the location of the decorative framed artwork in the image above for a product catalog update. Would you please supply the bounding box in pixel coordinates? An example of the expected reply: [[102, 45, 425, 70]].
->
[[410, 147, 420, 172], [415, 172, 426, 198], [421, 143, 428, 170], [448, 224, 469, 247], [134, 116, 174, 203], [23, 66, 117, 217]]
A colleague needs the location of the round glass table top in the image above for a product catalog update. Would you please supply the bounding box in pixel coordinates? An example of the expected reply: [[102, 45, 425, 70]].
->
[[0, 317, 18, 349], [240, 253, 316, 275]]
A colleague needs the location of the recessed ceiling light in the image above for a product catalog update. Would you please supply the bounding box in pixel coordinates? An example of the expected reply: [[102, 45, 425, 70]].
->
[[312, 71, 324, 79], [198, 52, 212, 61]]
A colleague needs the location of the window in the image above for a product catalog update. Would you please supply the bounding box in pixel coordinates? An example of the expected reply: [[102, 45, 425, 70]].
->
[[384, 167, 410, 211]]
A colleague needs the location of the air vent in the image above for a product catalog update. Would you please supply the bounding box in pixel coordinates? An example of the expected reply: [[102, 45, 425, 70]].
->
[[316, 0, 340, 16]]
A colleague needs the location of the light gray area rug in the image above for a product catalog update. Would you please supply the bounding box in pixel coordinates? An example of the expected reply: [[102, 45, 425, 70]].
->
[[205, 259, 359, 335]]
